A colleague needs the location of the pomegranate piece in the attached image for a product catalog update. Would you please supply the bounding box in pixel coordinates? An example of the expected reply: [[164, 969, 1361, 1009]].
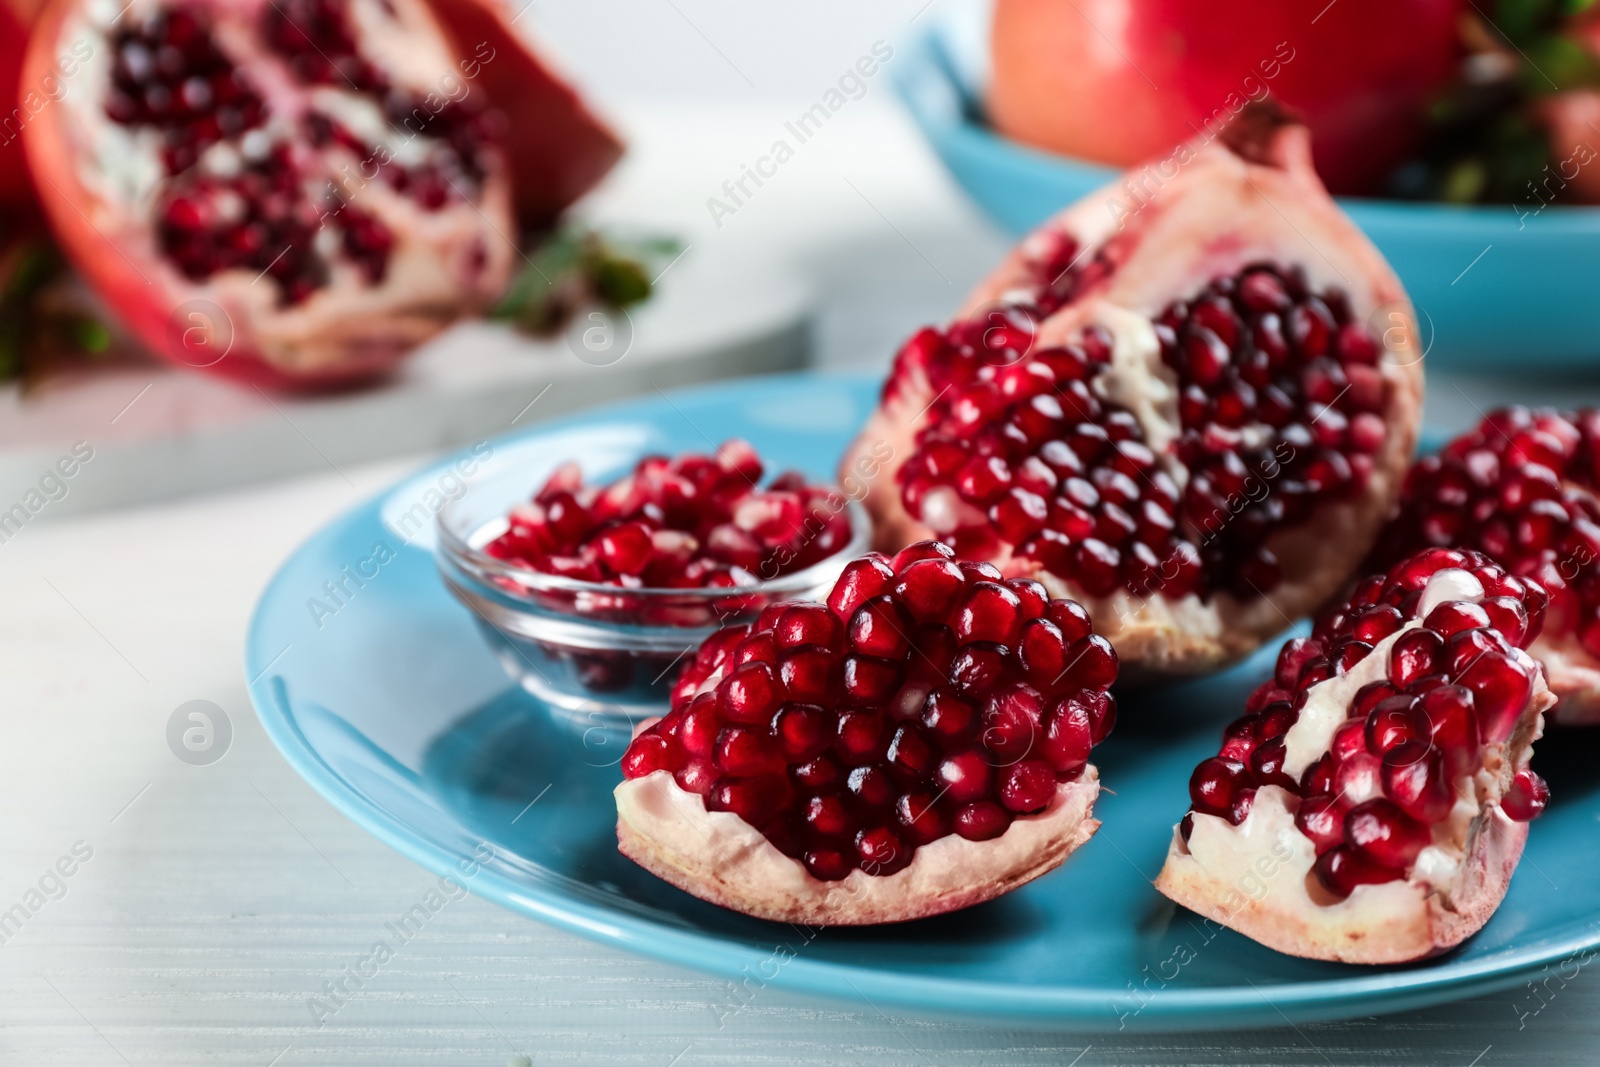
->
[[842, 105, 1423, 680], [1157, 548, 1556, 963], [19, 0, 610, 387], [987, 0, 1463, 195], [614, 540, 1115, 924], [1369, 406, 1600, 723]]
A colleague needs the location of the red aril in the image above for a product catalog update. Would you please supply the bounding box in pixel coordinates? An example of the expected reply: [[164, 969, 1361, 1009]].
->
[[615, 540, 1115, 924], [842, 106, 1423, 680], [486, 440, 852, 606], [1157, 548, 1556, 963]]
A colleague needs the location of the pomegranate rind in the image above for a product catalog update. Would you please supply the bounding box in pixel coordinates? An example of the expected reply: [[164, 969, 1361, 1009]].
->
[[1155, 786, 1528, 964], [844, 113, 1423, 679], [421, 0, 622, 227], [1155, 665, 1554, 964], [615, 767, 1100, 925], [21, 0, 517, 388]]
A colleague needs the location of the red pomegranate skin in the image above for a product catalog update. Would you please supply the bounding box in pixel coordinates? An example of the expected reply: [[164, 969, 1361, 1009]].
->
[[989, 0, 1464, 195]]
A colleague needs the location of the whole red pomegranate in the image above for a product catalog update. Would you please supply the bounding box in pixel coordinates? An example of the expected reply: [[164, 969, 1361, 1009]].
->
[[988, 0, 1464, 195], [1158, 549, 1553, 963], [842, 106, 1423, 679], [616, 540, 1116, 924], [21, 0, 614, 387], [1369, 407, 1600, 723]]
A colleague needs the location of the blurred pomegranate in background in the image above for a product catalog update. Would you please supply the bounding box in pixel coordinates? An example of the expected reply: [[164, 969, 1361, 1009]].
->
[[20, 0, 619, 389], [988, 0, 1465, 195]]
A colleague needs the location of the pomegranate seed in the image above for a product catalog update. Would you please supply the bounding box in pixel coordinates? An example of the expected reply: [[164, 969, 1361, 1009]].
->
[[855, 826, 911, 875], [982, 682, 1045, 762], [719, 663, 783, 724], [1248, 738, 1297, 791], [1388, 629, 1444, 688], [621, 731, 680, 777], [1502, 767, 1550, 821], [1418, 684, 1479, 777], [1295, 794, 1347, 854], [715, 726, 787, 777], [1458, 651, 1533, 744], [1314, 845, 1404, 898], [1189, 757, 1249, 819], [1000, 760, 1057, 812], [803, 848, 853, 881], [1344, 798, 1429, 869], [1364, 695, 1429, 755], [936, 750, 993, 803], [895, 790, 949, 844], [1380, 741, 1454, 823], [954, 801, 1012, 841], [956, 582, 1025, 645]]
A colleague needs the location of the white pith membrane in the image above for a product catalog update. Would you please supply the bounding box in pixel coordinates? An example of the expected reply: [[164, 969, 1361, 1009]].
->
[[840, 114, 1424, 680], [1155, 569, 1556, 963], [41, 0, 513, 376], [613, 665, 1103, 925]]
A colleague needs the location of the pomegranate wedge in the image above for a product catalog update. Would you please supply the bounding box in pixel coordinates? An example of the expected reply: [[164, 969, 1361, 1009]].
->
[[615, 541, 1115, 924], [1156, 549, 1554, 963], [1369, 407, 1600, 723], [842, 104, 1423, 680]]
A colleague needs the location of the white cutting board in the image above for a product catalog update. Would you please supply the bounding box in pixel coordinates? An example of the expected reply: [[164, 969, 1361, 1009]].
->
[[0, 250, 810, 522]]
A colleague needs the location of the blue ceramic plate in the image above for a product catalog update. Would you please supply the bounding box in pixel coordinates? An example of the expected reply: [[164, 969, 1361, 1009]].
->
[[246, 372, 1600, 1032], [892, 11, 1600, 373]]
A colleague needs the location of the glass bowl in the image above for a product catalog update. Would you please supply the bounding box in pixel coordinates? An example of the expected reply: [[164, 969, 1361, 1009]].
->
[[436, 455, 871, 732]]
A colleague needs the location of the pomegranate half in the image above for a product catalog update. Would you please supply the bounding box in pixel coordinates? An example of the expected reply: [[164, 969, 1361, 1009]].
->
[[842, 106, 1423, 679], [20, 0, 606, 387], [988, 0, 1464, 195], [1156, 549, 1554, 963], [615, 540, 1116, 924], [1369, 407, 1600, 723]]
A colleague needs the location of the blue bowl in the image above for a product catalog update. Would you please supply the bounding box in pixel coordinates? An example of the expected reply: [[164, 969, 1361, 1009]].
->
[[892, 14, 1600, 374]]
